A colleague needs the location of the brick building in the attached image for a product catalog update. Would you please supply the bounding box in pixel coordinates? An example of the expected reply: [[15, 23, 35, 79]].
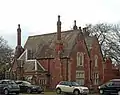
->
[[10, 16, 120, 90]]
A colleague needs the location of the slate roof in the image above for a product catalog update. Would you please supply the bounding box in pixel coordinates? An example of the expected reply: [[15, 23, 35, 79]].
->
[[23, 60, 35, 71], [85, 36, 94, 51], [24, 60, 44, 72], [24, 29, 80, 59], [14, 29, 97, 72], [18, 49, 46, 72]]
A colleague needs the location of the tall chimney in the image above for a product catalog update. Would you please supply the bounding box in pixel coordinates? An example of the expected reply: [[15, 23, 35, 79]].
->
[[83, 27, 90, 36], [57, 15, 61, 40], [17, 24, 21, 46], [73, 20, 77, 30]]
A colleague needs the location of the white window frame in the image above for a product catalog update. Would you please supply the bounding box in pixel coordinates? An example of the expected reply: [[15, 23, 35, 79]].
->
[[94, 73, 99, 85], [77, 52, 84, 66], [76, 71, 85, 78], [76, 79, 84, 85], [76, 71, 85, 85], [95, 55, 98, 67]]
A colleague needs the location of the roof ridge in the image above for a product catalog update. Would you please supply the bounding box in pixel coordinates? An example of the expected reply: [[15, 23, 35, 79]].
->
[[29, 29, 79, 38]]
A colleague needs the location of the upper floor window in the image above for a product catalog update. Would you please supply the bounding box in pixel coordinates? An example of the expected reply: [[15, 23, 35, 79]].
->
[[77, 52, 84, 66], [95, 55, 98, 67]]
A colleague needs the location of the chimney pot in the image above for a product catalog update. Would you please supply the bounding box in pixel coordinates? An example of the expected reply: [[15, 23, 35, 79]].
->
[[83, 27, 90, 36], [18, 24, 20, 28], [57, 15, 61, 40], [79, 27, 82, 31], [58, 15, 60, 20], [73, 20, 77, 30], [17, 24, 21, 46]]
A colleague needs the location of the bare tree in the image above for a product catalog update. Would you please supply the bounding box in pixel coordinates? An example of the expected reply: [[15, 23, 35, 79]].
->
[[0, 36, 13, 68], [87, 23, 120, 63]]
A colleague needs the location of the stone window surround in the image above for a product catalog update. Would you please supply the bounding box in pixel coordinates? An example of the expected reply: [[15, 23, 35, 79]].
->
[[94, 72, 99, 85], [77, 52, 84, 66], [76, 70, 85, 85], [95, 55, 98, 67]]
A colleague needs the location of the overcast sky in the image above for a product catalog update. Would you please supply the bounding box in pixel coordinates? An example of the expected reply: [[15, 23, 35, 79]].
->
[[0, 0, 120, 49]]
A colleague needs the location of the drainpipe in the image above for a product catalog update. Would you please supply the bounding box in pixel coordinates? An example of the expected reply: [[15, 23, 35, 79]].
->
[[66, 58, 68, 81], [47, 58, 51, 89], [89, 60, 93, 93]]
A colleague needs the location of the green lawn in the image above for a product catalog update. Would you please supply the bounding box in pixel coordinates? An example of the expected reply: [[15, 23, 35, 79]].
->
[[22, 92, 99, 95], [44, 92, 56, 95], [22, 91, 56, 95]]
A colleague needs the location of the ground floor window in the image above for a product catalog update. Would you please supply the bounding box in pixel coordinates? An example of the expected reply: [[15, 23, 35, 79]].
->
[[76, 79, 84, 85], [76, 71, 85, 85], [39, 79, 46, 85], [94, 73, 99, 85]]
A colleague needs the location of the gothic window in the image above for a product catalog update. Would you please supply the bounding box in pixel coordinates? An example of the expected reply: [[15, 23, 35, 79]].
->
[[77, 52, 84, 66], [76, 71, 85, 85], [95, 55, 98, 67]]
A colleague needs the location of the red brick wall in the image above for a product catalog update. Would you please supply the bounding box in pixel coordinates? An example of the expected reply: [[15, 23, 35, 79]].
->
[[39, 58, 63, 89], [37, 36, 120, 90], [69, 38, 91, 87], [103, 58, 120, 83], [90, 37, 104, 85]]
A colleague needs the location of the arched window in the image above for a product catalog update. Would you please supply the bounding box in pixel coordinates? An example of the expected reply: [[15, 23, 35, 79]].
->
[[95, 55, 98, 67], [77, 52, 84, 66]]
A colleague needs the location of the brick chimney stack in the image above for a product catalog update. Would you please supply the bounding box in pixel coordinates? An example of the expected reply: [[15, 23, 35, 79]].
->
[[83, 27, 90, 36], [73, 20, 77, 30], [57, 15, 61, 40], [17, 24, 21, 46], [55, 15, 63, 54]]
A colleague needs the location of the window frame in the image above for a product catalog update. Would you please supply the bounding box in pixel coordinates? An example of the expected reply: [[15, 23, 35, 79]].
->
[[76, 71, 85, 85], [94, 55, 98, 67], [77, 52, 84, 66], [94, 73, 99, 85]]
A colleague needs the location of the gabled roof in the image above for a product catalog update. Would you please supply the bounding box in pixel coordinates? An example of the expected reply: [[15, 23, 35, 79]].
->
[[85, 36, 94, 51], [18, 49, 46, 72], [24, 60, 45, 72], [24, 29, 80, 58]]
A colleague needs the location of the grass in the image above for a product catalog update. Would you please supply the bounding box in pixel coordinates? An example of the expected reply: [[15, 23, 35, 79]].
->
[[21, 92, 99, 95], [44, 91, 56, 95], [22, 91, 56, 95]]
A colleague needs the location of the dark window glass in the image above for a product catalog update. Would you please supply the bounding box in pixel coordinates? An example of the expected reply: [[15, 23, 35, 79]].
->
[[0, 81, 2, 84], [113, 81, 120, 87], [67, 82, 72, 86], [106, 82, 114, 87], [7, 81, 16, 84], [2, 81, 7, 84], [59, 81, 70, 86], [59, 81, 65, 85], [71, 82, 79, 86]]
